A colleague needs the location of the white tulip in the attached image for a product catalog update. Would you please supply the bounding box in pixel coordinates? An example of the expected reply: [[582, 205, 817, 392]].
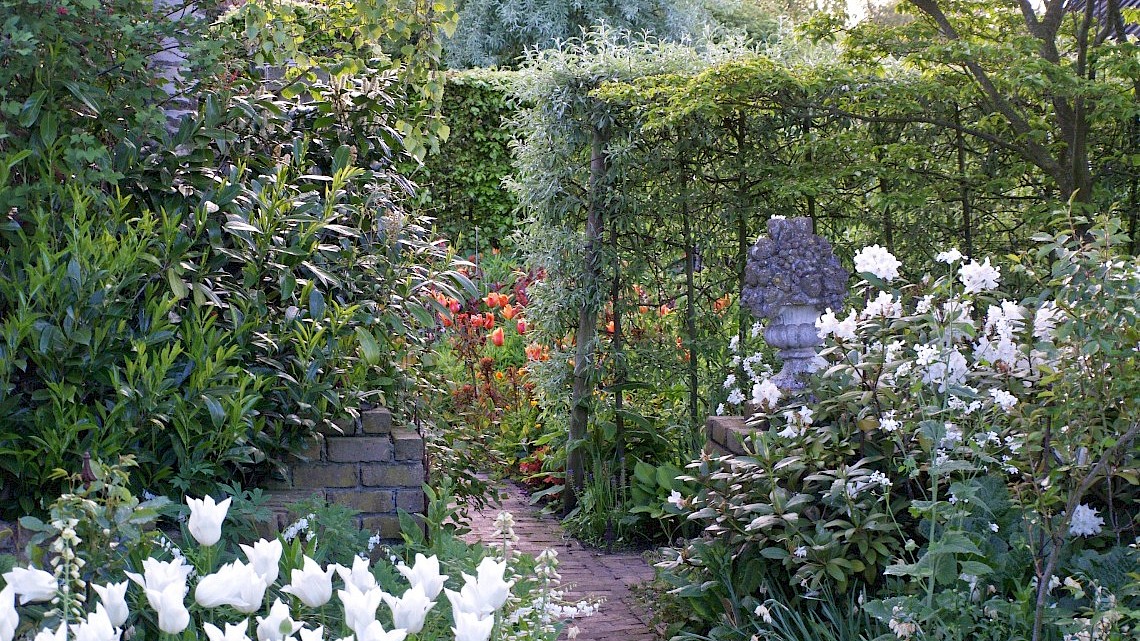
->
[[356, 620, 406, 641], [0, 586, 17, 641], [125, 557, 192, 594], [92, 581, 130, 627], [256, 599, 302, 641], [32, 623, 66, 641], [72, 604, 120, 641], [196, 560, 268, 613], [298, 627, 324, 641], [381, 585, 434, 634], [334, 556, 376, 593], [395, 554, 447, 600], [451, 610, 493, 641], [240, 538, 283, 585], [204, 621, 252, 641], [447, 558, 513, 618], [186, 495, 232, 547], [3, 566, 57, 604], [281, 556, 334, 608], [145, 582, 190, 635], [338, 584, 384, 635]]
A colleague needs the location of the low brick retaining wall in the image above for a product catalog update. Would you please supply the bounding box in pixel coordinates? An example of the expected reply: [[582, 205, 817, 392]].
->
[[704, 414, 767, 456], [265, 407, 427, 540]]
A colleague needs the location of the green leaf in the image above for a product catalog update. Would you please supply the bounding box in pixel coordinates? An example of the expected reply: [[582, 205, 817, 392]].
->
[[19, 91, 46, 127], [355, 327, 381, 365]]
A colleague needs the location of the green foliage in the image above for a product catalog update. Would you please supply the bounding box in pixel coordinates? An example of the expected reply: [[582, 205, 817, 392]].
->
[[410, 69, 520, 254], [0, 0, 177, 207], [0, 0, 472, 516]]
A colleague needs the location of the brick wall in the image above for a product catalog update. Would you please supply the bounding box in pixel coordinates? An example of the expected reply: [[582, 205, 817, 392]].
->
[[264, 408, 427, 540], [704, 414, 768, 456]]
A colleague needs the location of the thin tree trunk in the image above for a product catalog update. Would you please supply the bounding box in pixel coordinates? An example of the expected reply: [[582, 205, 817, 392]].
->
[[565, 126, 607, 514], [610, 186, 626, 496], [683, 169, 699, 434]]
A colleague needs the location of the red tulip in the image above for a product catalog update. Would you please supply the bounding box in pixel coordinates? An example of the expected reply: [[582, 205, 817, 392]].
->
[[490, 327, 505, 347], [483, 313, 495, 329], [516, 319, 527, 334]]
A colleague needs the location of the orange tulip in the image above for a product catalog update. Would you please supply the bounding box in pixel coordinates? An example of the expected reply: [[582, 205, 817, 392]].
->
[[440, 314, 452, 327], [516, 319, 527, 334], [483, 294, 498, 308], [638, 305, 648, 314], [604, 320, 614, 334], [502, 304, 517, 320], [490, 327, 505, 347], [485, 313, 496, 329], [448, 298, 461, 313], [659, 304, 672, 316]]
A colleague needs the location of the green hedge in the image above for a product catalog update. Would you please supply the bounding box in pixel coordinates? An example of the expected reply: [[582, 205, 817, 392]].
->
[[409, 69, 519, 254]]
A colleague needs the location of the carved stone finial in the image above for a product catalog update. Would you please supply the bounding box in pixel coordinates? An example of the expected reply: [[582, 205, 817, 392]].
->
[[742, 217, 848, 390]]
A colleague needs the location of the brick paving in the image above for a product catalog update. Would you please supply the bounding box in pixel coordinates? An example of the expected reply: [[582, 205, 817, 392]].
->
[[462, 481, 661, 641]]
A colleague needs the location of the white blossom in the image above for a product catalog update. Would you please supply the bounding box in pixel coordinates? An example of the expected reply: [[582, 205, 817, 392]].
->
[[853, 245, 902, 282], [990, 388, 1018, 412], [936, 248, 964, 264], [751, 379, 781, 409], [1069, 504, 1104, 538], [959, 258, 1001, 294], [863, 291, 902, 319]]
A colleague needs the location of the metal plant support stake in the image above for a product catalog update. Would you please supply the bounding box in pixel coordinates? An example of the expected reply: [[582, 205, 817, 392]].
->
[[741, 217, 848, 391]]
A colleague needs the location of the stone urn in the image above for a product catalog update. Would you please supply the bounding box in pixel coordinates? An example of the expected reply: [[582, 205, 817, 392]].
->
[[741, 217, 847, 391]]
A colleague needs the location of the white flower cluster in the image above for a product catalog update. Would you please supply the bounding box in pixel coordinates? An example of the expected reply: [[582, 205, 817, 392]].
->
[[0, 496, 587, 641], [853, 245, 902, 282], [959, 257, 1001, 294], [1069, 504, 1104, 538], [816, 308, 857, 341]]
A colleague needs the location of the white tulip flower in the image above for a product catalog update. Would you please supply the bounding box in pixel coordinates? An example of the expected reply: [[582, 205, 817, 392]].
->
[[240, 538, 283, 585], [125, 557, 192, 594], [204, 621, 252, 641], [186, 495, 232, 547], [196, 560, 268, 613], [338, 584, 384, 635], [71, 604, 119, 641], [256, 599, 302, 641], [355, 620, 406, 641], [91, 581, 130, 627], [451, 610, 493, 641], [31, 623, 66, 641], [0, 586, 17, 641], [281, 556, 334, 608], [381, 585, 434, 634], [3, 566, 57, 604], [146, 582, 190, 635], [395, 554, 447, 600], [334, 556, 377, 593]]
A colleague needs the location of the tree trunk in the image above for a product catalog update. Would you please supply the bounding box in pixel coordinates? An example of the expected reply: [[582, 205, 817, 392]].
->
[[565, 126, 607, 514]]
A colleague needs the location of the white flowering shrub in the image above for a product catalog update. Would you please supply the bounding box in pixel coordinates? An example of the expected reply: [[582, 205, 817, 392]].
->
[[666, 218, 1140, 641], [0, 465, 594, 641]]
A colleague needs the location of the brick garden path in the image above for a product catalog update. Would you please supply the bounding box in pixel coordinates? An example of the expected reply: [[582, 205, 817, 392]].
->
[[462, 481, 661, 641]]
